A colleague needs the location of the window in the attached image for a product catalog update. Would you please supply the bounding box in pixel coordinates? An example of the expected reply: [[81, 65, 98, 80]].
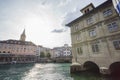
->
[[113, 40, 120, 50], [107, 22, 118, 32], [4, 46, 7, 49], [75, 24, 79, 31], [87, 17, 93, 24], [87, 9, 89, 12], [89, 29, 96, 37], [11, 41, 13, 43], [76, 34, 81, 41], [77, 47, 83, 55], [84, 8, 90, 14], [18, 42, 20, 44], [24, 48, 26, 52], [67, 52, 70, 54], [25, 42, 28, 45], [97, 23, 102, 27], [85, 10, 87, 14], [91, 44, 99, 53], [103, 9, 112, 17]]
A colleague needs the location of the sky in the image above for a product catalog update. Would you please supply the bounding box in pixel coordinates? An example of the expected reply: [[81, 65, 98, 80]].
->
[[0, 0, 107, 48]]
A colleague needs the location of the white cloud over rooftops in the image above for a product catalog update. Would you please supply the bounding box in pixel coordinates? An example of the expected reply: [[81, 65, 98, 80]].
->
[[0, 0, 106, 48]]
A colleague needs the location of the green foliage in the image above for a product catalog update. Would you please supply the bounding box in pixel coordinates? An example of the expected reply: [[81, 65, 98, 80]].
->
[[46, 52, 51, 58], [40, 52, 45, 58]]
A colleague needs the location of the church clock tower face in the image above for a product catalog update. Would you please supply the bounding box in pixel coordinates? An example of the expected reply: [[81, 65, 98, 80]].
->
[[20, 29, 26, 41]]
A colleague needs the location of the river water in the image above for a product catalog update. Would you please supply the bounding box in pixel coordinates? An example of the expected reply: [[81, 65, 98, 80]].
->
[[0, 63, 110, 80]]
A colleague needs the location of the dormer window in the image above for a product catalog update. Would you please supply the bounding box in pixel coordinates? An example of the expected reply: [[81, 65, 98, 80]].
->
[[80, 3, 95, 14], [87, 9, 89, 12], [84, 9, 90, 14]]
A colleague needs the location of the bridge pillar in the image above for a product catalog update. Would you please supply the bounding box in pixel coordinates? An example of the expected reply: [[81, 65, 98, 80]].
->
[[100, 67, 110, 75], [70, 62, 83, 73]]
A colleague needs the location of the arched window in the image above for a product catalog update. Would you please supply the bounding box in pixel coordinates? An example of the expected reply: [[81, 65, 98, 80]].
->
[[3, 51, 6, 53]]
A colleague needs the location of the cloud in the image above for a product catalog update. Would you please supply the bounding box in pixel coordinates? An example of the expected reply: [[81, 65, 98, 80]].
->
[[0, 0, 106, 48], [51, 28, 67, 33], [62, 0, 107, 26], [57, 0, 71, 7], [62, 10, 81, 26], [41, 1, 46, 5]]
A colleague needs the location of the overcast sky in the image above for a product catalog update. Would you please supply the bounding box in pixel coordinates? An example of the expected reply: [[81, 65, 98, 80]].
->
[[0, 0, 106, 48]]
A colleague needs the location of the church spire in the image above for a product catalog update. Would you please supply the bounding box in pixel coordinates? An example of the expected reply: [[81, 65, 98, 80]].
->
[[23, 29, 25, 35], [20, 29, 26, 41]]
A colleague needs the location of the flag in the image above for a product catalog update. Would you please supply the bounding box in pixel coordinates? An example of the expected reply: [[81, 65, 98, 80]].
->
[[112, 0, 120, 15]]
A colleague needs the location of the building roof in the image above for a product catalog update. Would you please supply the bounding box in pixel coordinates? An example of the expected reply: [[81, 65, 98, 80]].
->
[[38, 45, 43, 47], [80, 3, 95, 12], [66, 0, 112, 26], [0, 39, 36, 46]]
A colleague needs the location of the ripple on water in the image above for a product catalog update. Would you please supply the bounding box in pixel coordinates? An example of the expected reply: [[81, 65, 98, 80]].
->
[[0, 63, 110, 80], [22, 63, 73, 80]]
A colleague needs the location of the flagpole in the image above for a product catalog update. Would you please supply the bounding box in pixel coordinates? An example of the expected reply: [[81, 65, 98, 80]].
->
[[118, 0, 120, 16], [112, 0, 120, 16]]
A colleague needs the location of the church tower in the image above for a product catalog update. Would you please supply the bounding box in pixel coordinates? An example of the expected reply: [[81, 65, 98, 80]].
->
[[20, 29, 26, 41]]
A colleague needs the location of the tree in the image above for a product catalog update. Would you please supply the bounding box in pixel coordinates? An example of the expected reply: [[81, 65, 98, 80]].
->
[[46, 52, 51, 58], [40, 52, 45, 58]]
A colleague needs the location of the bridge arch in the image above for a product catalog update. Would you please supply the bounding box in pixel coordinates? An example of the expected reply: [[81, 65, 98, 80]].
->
[[83, 61, 100, 73], [109, 62, 120, 77]]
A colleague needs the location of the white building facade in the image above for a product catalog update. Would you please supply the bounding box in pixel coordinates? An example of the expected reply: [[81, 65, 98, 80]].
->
[[53, 44, 72, 58]]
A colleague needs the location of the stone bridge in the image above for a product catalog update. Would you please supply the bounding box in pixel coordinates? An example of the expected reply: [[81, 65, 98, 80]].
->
[[70, 55, 120, 75]]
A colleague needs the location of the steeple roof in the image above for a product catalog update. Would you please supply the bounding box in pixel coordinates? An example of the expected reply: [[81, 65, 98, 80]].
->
[[22, 29, 25, 35], [20, 29, 26, 41]]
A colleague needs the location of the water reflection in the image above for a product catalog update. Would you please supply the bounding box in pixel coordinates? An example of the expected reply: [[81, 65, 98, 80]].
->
[[0, 63, 117, 80], [22, 63, 73, 80], [0, 63, 35, 80], [71, 72, 109, 80]]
